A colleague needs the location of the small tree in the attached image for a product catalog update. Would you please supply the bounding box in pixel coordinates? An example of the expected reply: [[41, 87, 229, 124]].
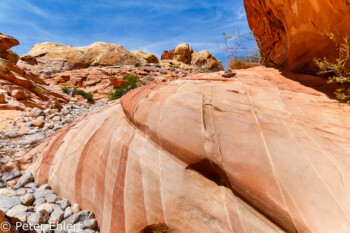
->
[[222, 30, 262, 69], [314, 33, 350, 104]]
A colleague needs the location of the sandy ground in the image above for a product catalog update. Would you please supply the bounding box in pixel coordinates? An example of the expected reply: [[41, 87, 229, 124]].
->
[[0, 110, 27, 131]]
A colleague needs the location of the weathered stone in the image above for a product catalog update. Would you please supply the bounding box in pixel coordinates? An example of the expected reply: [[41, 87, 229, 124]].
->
[[37, 184, 51, 191], [36, 203, 53, 214], [0, 196, 21, 212], [33, 198, 46, 207], [13, 172, 33, 189], [25, 42, 140, 68], [71, 203, 79, 214], [62, 210, 91, 225], [24, 182, 38, 189], [45, 193, 58, 203], [57, 199, 70, 210], [82, 219, 97, 230], [2, 171, 21, 182], [14, 211, 28, 222], [20, 193, 35, 206], [5, 204, 27, 218], [29, 107, 43, 118], [49, 208, 64, 227], [0, 188, 15, 196], [222, 71, 237, 78], [28, 209, 49, 225], [63, 207, 73, 219], [173, 43, 193, 64], [191, 50, 224, 71], [15, 188, 26, 196], [11, 90, 27, 100], [34, 189, 54, 199], [52, 116, 61, 122], [32, 119, 45, 128], [161, 50, 174, 60]]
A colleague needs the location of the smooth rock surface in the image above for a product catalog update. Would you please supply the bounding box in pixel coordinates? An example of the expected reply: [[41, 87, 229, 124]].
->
[[244, 0, 350, 72], [25, 67, 350, 233]]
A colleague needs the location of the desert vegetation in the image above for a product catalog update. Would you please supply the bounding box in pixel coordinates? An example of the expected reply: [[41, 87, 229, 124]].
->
[[314, 33, 350, 104], [108, 74, 143, 100], [61, 86, 94, 103]]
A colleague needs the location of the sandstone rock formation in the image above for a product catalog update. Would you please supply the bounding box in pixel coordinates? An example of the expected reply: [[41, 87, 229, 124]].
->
[[162, 44, 224, 72], [173, 43, 193, 64], [21, 42, 140, 70], [0, 33, 69, 111], [244, 0, 350, 73], [21, 67, 350, 233], [131, 50, 159, 64], [160, 50, 174, 60], [43, 64, 190, 100], [192, 50, 224, 71], [0, 33, 19, 64]]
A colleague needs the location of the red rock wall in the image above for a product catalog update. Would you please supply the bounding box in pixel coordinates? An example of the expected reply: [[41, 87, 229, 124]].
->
[[160, 50, 174, 60], [27, 67, 350, 233], [244, 0, 350, 73]]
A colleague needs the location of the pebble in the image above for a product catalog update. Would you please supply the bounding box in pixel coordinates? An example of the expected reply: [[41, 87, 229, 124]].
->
[[36, 203, 53, 214], [6, 204, 27, 218], [0, 171, 99, 232], [1, 101, 107, 157], [20, 193, 35, 206], [13, 172, 34, 189]]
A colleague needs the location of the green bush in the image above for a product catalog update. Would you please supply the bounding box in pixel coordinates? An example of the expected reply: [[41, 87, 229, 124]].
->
[[135, 63, 141, 67], [108, 74, 143, 100], [61, 86, 94, 103], [314, 34, 350, 104]]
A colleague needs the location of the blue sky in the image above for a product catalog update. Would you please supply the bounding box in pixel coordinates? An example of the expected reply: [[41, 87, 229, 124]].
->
[[0, 0, 251, 66]]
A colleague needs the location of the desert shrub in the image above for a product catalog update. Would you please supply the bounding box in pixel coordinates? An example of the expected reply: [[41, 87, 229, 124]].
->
[[61, 86, 71, 95], [314, 34, 350, 104], [108, 74, 143, 100], [46, 69, 60, 76], [61, 86, 94, 103], [222, 31, 262, 69], [135, 63, 141, 67]]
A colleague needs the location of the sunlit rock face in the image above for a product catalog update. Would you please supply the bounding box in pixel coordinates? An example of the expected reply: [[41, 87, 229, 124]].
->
[[244, 0, 350, 73], [22, 42, 140, 69], [26, 67, 350, 233]]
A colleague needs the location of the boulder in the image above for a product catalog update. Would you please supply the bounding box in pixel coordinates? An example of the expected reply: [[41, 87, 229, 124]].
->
[[161, 50, 174, 60], [244, 0, 350, 73], [11, 90, 27, 100], [191, 50, 224, 71], [131, 50, 159, 64], [27, 67, 350, 233], [19, 54, 38, 65], [173, 43, 193, 64], [32, 119, 45, 128], [26, 42, 140, 68]]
